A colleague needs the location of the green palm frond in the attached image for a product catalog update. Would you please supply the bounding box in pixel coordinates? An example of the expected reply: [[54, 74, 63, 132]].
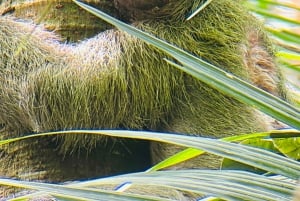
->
[[1, 130, 299, 200]]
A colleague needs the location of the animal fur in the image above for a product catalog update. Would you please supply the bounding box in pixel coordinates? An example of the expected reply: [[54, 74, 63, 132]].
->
[[0, 0, 117, 41], [0, 0, 286, 192]]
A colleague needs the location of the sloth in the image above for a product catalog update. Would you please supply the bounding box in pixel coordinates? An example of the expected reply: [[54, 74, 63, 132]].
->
[[0, 0, 286, 197]]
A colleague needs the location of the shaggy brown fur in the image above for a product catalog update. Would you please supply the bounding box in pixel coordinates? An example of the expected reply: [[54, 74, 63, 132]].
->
[[0, 0, 287, 199], [243, 29, 283, 96]]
